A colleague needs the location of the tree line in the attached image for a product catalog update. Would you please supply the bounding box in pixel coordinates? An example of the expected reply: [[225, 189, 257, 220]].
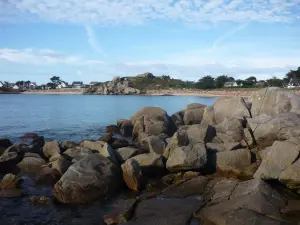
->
[[194, 67, 300, 89]]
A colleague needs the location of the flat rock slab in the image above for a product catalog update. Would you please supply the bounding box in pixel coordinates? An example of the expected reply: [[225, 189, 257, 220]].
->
[[123, 197, 203, 225], [161, 176, 208, 198], [104, 199, 137, 225]]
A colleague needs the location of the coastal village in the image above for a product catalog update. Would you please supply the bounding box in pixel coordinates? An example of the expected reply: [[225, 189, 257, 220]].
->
[[1, 69, 300, 93]]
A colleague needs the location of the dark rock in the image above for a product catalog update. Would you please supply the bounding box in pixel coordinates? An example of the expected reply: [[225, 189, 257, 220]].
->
[[106, 125, 120, 134], [17, 156, 46, 172], [123, 197, 203, 225], [166, 143, 207, 172], [119, 120, 133, 137], [171, 110, 184, 129], [53, 154, 122, 204], [281, 200, 300, 216], [186, 124, 216, 144], [145, 135, 166, 155], [111, 138, 129, 149], [0, 152, 23, 173], [61, 140, 77, 151], [0, 138, 13, 155], [0, 188, 24, 198], [115, 147, 142, 162], [104, 199, 137, 225], [0, 173, 21, 189], [29, 196, 52, 204], [130, 153, 166, 177], [99, 133, 115, 144], [161, 176, 208, 198], [122, 159, 145, 192], [183, 103, 206, 125], [36, 167, 61, 186]]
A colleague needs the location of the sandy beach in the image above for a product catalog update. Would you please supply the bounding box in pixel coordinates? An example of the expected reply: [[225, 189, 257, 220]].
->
[[22, 89, 83, 94]]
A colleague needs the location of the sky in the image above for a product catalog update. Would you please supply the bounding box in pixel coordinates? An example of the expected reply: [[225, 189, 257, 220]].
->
[[0, 0, 300, 84]]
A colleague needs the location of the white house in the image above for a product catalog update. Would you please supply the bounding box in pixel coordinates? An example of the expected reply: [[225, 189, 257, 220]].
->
[[287, 78, 300, 89], [12, 85, 19, 90], [224, 82, 239, 88], [72, 81, 83, 89], [29, 82, 37, 89], [57, 82, 68, 89]]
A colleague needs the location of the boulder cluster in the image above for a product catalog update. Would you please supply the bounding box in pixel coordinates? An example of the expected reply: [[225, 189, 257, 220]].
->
[[1, 87, 300, 225], [84, 77, 140, 95]]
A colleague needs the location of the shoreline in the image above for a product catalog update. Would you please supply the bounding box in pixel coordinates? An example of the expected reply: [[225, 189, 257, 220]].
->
[[19, 88, 300, 97]]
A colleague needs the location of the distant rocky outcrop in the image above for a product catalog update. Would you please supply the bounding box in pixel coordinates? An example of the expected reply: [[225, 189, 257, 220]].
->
[[84, 77, 141, 95]]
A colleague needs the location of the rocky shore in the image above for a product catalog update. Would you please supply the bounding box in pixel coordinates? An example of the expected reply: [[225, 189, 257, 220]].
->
[[1, 87, 300, 224]]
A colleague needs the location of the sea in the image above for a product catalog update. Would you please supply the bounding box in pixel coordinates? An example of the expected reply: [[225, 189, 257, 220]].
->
[[0, 94, 217, 225]]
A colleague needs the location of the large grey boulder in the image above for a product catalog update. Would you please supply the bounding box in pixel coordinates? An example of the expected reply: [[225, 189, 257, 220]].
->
[[201, 106, 216, 126], [250, 87, 300, 117], [166, 143, 207, 172], [183, 103, 206, 125], [171, 110, 184, 128], [197, 179, 289, 225], [213, 96, 251, 124], [118, 120, 133, 137], [17, 156, 46, 172], [123, 197, 203, 225], [0, 152, 23, 173], [0, 138, 12, 155], [130, 153, 165, 176], [80, 140, 105, 151], [246, 112, 300, 147], [279, 158, 300, 193], [216, 149, 251, 173], [132, 107, 175, 149], [186, 124, 216, 144], [98, 143, 118, 164], [43, 140, 60, 158], [254, 138, 300, 180], [215, 118, 245, 142], [53, 154, 121, 204], [63, 147, 94, 161], [146, 135, 167, 155], [115, 147, 141, 162]]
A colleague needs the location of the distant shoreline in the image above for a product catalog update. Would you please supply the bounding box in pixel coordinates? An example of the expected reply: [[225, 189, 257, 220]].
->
[[18, 88, 300, 97]]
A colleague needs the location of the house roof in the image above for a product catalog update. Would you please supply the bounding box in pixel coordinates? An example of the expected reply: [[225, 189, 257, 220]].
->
[[72, 81, 83, 85], [224, 82, 236, 85]]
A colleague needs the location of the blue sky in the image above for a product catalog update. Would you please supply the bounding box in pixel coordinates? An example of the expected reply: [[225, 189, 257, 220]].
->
[[0, 0, 300, 84]]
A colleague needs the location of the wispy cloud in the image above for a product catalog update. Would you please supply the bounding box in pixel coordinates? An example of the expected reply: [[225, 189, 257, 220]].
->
[[1, 0, 299, 25], [85, 25, 106, 56], [212, 23, 250, 49], [0, 48, 104, 65]]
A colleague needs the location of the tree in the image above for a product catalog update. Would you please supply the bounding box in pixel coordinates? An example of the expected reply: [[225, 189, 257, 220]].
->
[[284, 67, 300, 82], [46, 82, 55, 89], [215, 75, 235, 88], [235, 79, 243, 86], [15, 81, 25, 87], [195, 75, 215, 89], [50, 76, 61, 87], [245, 76, 257, 85], [266, 77, 283, 87]]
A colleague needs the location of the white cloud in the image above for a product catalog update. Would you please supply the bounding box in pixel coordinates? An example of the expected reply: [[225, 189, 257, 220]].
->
[[0, 48, 104, 65], [1, 0, 299, 25], [85, 25, 106, 56]]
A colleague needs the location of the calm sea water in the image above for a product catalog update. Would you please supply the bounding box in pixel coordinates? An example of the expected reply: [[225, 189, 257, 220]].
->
[[0, 94, 217, 225], [0, 94, 217, 142]]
